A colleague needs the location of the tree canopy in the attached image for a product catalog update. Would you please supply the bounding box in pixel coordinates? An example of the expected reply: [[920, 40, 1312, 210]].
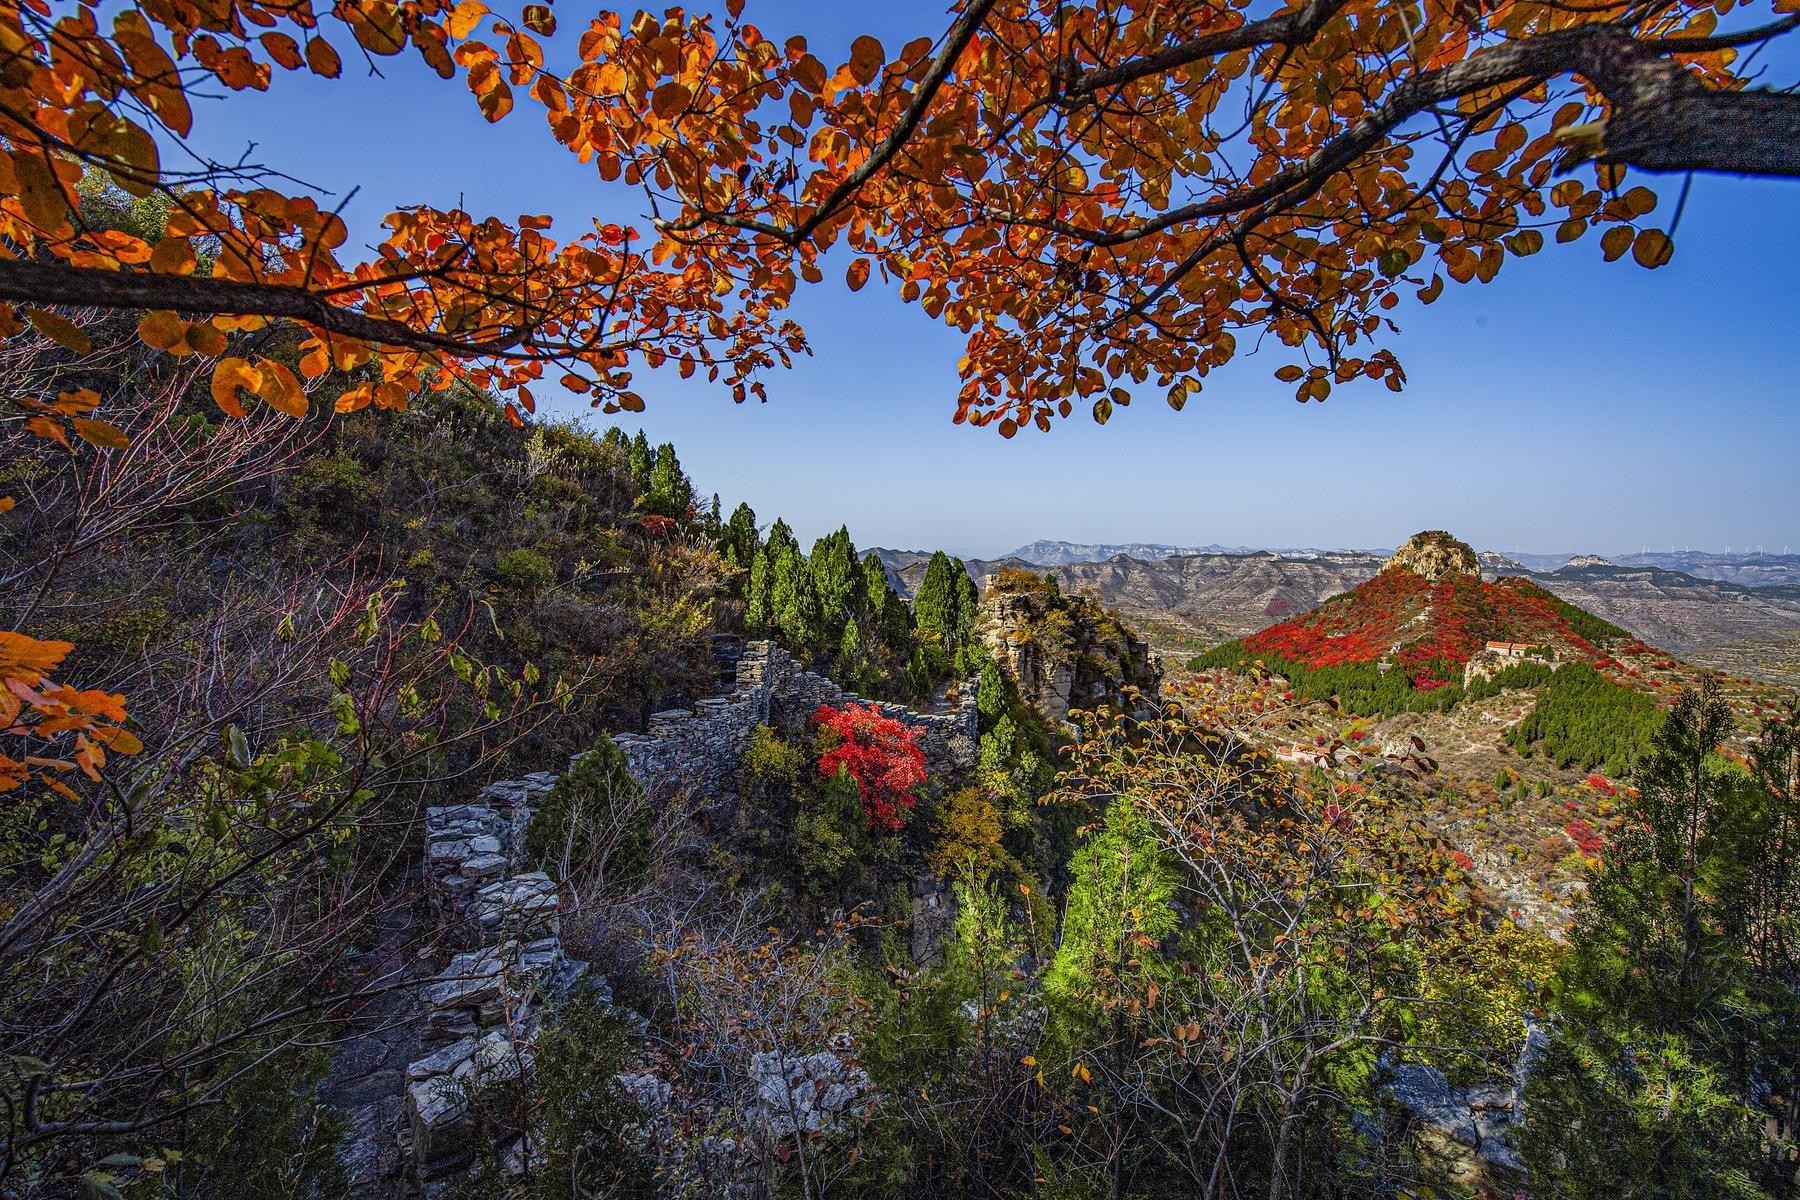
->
[[0, 0, 1793, 439]]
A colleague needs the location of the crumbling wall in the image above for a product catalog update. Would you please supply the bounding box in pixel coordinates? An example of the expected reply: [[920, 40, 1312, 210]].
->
[[610, 639, 978, 799]]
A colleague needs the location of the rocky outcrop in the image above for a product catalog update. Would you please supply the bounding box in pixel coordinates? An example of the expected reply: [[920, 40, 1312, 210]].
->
[[1383, 1021, 1551, 1186], [1385, 531, 1481, 581], [976, 572, 1161, 723]]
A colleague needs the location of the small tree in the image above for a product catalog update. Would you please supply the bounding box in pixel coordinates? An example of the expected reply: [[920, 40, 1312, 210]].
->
[[1521, 682, 1799, 1196], [815, 703, 927, 833], [525, 739, 652, 890]]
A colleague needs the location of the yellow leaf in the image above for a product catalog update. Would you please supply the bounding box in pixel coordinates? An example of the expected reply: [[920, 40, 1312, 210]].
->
[[149, 237, 196, 275], [210, 357, 261, 417], [256, 359, 308, 417], [447, 0, 489, 39], [137, 310, 187, 353], [72, 418, 130, 449], [27, 309, 91, 353]]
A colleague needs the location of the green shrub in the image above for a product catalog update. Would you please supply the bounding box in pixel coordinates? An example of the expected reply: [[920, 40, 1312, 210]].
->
[[495, 547, 556, 594], [523, 991, 650, 1199], [743, 723, 802, 786], [525, 740, 652, 885]]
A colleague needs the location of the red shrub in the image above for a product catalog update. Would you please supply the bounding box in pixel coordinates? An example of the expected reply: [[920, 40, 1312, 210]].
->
[[1564, 819, 1604, 857], [1450, 850, 1474, 871], [1585, 773, 1615, 795], [815, 703, 927, 832]]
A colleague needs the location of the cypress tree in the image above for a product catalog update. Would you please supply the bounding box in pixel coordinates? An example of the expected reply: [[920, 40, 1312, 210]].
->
[[953, 560, 981, 640], [720, 501, 760, 568], [764, 517, 799, 562], [914, 551, 961, 649], [835, 618, 866, 693], [644, 442, 692, 517], [975, 655, 1009, 730], [810, 526, 859, 642], [746, 546, 773, 634], [1044, 796, 1179, 1070], [771, 543, 821, 650], [626, 430, 653, 490]]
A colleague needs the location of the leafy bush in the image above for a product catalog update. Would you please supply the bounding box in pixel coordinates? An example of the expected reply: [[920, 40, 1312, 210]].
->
[[495, 547, 556, 594], [525, 739, 652, 885], [815, 702, 927, 832]]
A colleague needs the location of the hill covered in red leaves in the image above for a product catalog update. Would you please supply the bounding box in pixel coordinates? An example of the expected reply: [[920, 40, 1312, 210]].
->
[[1192, 532, 1636, 707], [1241, 569, 1626, 689]]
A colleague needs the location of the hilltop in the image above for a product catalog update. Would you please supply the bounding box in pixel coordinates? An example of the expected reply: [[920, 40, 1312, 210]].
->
[[1208, 531, 1629, 695]]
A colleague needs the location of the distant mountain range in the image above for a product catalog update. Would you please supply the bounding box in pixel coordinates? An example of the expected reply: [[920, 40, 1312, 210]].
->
[[866, 541, 1800, 686], [999, 540, 1800, 589]]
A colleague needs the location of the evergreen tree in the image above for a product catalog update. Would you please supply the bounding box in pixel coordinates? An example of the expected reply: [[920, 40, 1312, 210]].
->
[[643, 441, 693, 517], [1521, 681, 1797, 1197], [720, 501, 760, 569], [770, 542, 822, 650], [835, 618, 867, 693], [1044, 796, 1179, 1030], [953, 561, 981, 640], [975, 655, 1008, 731], [863, 554, 914, 650], [763, 517, 799, 561], [626, 430, 653, 490], [810, 526, 860, 642], [746, 547, 773, 634], [914, 551, 962, 658]]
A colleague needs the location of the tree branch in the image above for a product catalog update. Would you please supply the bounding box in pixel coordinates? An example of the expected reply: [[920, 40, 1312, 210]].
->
[[0, 258, 522, 357]]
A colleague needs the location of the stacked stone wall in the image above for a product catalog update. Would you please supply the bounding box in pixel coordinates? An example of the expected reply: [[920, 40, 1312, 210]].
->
[[393, 641, 975, 1187], [610, 639, 978, 800]]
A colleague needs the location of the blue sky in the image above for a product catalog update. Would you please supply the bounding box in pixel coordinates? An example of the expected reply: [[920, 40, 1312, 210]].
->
[[177, 1, 1800, 558]]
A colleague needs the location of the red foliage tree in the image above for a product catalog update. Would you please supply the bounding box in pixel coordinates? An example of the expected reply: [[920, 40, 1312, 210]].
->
[[815, 702, 927, 833]]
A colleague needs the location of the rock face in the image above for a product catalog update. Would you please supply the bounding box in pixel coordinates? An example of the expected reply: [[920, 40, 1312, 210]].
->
[[1384, 531, 1481, 582], [976, 570, 1161, 723], [1383, 1021, 1551, 1185]]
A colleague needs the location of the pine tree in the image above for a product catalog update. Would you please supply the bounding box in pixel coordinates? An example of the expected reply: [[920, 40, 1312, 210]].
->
[[770, 543, 821, 650], [626, 430, 653, 490], [720, 501, 760, 568]]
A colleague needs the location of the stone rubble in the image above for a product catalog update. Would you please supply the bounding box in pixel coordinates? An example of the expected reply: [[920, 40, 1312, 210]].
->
[[395, 640, 966, 1190]]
